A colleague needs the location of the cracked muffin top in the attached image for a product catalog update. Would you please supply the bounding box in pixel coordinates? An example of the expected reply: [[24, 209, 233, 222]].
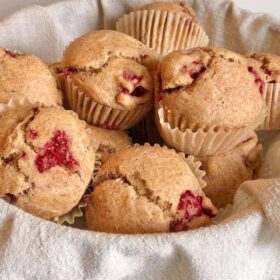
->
[[87, 125, 132, 163], [199, 133, 261, 209], [62, 30, 157, 110], [139, 1, 198, 22], [86, 145, 217, 233], [0, 106, 95, 220], [0, 48, 62, 106], [158, 47, 265, 129], [245, 52, 280, 84]]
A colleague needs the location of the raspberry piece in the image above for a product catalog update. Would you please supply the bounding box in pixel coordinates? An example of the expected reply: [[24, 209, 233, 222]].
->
[[181, 60, 206, 80], [248, 66, 265, 94], [170, 190, 215, 232], [119, 71, 147, 97], [4, 193, 17, 203], [4, 49, 17, 58], [26, 129, 39, 140], [123, 71, 143, 83], [35, 130, 79, 173], [84, 194, 93, 204], [63, 67, 76, 77]]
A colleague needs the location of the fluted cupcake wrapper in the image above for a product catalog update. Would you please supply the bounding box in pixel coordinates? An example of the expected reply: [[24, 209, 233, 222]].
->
[[65, 77, 151, 130], [156, 106, 267, 157], [257, 83, 280, 131], [116, 9, 209, 57]]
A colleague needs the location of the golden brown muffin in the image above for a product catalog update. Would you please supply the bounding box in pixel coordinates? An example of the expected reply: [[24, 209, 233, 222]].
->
[[0, 48, 62, 106], [245, 52, 280, 130], [199, 133, 261, 209], [0, 105, 95, 220], [157, 47, 265, 129], [86, 145, 217, 234], [62, 30, 157, 129], [87, 125, 132, 163], [246, 52, 280, 84]]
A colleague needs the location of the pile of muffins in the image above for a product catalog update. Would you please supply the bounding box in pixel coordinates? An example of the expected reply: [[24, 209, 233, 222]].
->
[[0, 1, 279, 234]]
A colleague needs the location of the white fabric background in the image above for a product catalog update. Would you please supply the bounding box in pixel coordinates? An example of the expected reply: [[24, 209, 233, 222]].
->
[[0, 0, 280, 279]]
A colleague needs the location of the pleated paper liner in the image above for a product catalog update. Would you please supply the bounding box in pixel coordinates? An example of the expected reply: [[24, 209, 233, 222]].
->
[[54, 153, 102, 225], [65, 76, 151, 130], [156, 106, 267, 157], [257, 83, 280, 131], [0, 98, 41, 114], [116, 9, 209, 57]]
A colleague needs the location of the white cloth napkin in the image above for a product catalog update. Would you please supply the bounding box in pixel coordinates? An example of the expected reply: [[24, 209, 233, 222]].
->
[[0, 0, 280, 279]]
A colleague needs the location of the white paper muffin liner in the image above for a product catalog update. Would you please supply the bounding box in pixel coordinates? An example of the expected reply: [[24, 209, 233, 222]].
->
[[156, 105, 267, 157], [257, 83, 280, 131], [65, 77, 151, 130], [116, 10, 209, 56]]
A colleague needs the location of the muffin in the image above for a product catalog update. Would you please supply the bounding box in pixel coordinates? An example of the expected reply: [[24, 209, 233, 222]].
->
[[87, 125, 132, 163], [86, 145, 217, 234], [0, 104, 95, 220], [0, 48, 62, 106], [246, 52, 280, 130], [156, 47, 266, 156], [116, 1, 209, 56], [62, 30, 156, 130], [199, 133, 261, 209]]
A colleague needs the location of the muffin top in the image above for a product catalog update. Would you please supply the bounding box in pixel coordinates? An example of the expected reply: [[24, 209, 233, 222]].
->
[[158, 47, 265, 129], [246, 52, 280, 83], [87, 125, 132, 163], [0, 48, 62, 106], [86, 145, 217, 233], [63, 30, 157, 110], [199, 133, 261, 208], [0, 105, 95, 220], [139, 1, 198, 22]]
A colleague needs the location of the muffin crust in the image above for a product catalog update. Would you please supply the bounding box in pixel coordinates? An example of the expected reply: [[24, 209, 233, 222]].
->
[[0, 48, 62, 106]]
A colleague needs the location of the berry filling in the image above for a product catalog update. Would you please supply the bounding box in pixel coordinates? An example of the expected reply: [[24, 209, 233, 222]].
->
[[35, 130, 79, 173], [63, 67, 76, 77], [119, 71, 147, 97], [26, 129, 39, 140], [181, 60, 206, 80], [4, 49, 17, 58], [84, 194, 93, 204], [248, 66, 265, 94], [170, 190, 214, 232], [4, 193, 17, 203]]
